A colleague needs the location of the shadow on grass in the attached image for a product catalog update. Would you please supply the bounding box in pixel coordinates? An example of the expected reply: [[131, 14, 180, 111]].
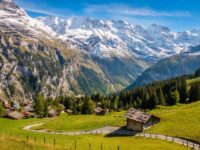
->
[[104, 126, 139, 137]]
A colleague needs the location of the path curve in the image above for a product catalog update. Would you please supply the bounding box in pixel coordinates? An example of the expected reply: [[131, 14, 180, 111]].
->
[[23, 123, 200, 150]]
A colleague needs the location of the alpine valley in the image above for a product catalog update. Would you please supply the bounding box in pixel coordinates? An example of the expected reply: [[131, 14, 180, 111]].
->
[[0, 0, 200, 101]]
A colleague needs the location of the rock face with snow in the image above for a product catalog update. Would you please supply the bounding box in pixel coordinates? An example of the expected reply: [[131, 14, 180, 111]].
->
[[37, 16, 200, 63], [0, 0, 200, 101], [0, 0, 148, 101]]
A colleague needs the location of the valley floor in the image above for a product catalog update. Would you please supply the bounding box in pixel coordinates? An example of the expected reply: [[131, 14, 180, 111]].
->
[[1, 101, 200, 149]]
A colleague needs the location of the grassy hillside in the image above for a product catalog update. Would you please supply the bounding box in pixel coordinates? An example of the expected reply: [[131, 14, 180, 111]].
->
[[32, 112, 125, 132], [0, 113, 186, 150], [187, 77, 200, 87], [32, 101, 200, 143], [0, 135, 62, 150], [0, 101, 200, 149], [148, 101, 200, 142]]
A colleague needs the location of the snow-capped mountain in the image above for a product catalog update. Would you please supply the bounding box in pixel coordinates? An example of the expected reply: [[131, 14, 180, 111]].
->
[[0, 0, 56, 38], [37, 16, 200, 62], [0, 0, 148, 101]]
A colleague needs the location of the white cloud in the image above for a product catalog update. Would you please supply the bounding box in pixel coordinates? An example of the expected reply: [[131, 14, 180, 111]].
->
[[84, 4, 191, 17]]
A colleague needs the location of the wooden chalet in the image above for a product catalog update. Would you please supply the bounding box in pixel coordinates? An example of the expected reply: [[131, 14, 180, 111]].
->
[[7, 111, 25, 120], [124, 108, 160, 132], [94, 107, 106, 115]]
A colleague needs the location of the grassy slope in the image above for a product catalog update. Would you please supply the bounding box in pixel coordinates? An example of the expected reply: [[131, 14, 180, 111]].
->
[[33, 101, 200, 143], [0, 113, 186, 150], [33, 111, 126, 132], [148, 101, 200, 142], [187, 77, 200, 86], [0, 136, 62, 150]]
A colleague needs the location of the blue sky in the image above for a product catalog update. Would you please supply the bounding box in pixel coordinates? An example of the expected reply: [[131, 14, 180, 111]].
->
[[15, 0, 200, 31]]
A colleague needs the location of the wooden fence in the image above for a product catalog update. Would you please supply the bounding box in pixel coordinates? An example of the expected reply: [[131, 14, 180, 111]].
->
[[3, 131, 200, 150]]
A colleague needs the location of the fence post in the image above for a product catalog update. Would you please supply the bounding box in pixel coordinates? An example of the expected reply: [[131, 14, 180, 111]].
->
[[34, 137, 36, 143], [75, 141, 76, 150], [54, 139, 56, 147], [101, 142, 103, 150], [89, 143, 91, 149], [44, 137, 46, 144], [118, 145, 120, 150], [27, 136, 29, 142]]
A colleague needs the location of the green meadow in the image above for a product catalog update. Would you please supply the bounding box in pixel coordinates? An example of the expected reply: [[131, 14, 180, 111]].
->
[[1, 101, 200, 149]]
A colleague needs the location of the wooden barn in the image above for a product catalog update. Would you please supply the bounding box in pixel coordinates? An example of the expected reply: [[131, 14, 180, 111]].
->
[[94, 107, 106, 115], [124, 108, 160, 132], [7, 111, 25, 120]]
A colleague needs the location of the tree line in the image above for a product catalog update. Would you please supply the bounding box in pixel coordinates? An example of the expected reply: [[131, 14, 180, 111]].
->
[[33, 68, 200, 116], [1, 69, 199, 118]]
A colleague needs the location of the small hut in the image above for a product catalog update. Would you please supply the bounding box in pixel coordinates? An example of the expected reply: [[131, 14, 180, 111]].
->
[[48, 109, 58, 117], [124, 108, 160, 132], [7, 111, 25, 120], [94, 107, 106, 115], [66, 109, 73, 114]]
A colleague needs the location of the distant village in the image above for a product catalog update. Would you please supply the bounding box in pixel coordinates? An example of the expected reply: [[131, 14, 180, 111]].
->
[[0, 98, 109, 120], [0, 97, 160, 132]]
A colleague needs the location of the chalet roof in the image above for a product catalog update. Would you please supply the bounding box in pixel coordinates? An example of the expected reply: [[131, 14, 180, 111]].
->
[[66, 109, 73, 114], [48, 109, 58, 117], [94, 107, 106, 114], [94, 107, 102, 113], [124, 108, 158, 123], [7, 111, 25, 120]]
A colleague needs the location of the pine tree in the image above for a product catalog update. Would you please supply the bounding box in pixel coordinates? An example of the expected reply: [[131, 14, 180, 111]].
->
[[81, 96, 95, 114], [34, 94, 46, 118], [0, 102, 5, 117], [189, 84, 200, 102], [195, 68, 200, 77], [166, 89, 180, 105], [157, 87, 165, 105], [179, 80, 188, 103]]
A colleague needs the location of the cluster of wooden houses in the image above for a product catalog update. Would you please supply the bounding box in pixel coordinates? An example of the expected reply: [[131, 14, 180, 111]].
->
[[1, 100, 160, 132], [1, 100, 59, 120]]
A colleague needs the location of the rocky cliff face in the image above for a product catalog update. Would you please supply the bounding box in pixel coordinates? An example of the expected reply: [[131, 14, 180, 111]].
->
[[0, 0, 148, 101]]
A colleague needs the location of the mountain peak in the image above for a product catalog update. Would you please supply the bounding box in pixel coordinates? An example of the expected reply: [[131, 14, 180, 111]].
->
[[147, 24, 170, 33], [0, 0, 13, 3]]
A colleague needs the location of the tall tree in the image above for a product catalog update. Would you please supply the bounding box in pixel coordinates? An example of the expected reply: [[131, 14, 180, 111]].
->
[[179, 80, 188, 103], [34, 94, 47, 118], [189, 84, 200, 102], [195, 68, 200, 77], [156, 87, 165, 105], [166, 88, 180, 105], [0, 102, 5, 117], [148, 92, 158, 109], [81, 96, 95, 114]]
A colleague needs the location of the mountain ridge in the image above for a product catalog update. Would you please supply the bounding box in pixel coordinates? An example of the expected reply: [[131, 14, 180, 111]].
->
[[37, 16, 200, 63]]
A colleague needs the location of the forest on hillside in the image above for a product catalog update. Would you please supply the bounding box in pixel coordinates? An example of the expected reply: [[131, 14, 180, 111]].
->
[[0, 68, 200, 117]]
